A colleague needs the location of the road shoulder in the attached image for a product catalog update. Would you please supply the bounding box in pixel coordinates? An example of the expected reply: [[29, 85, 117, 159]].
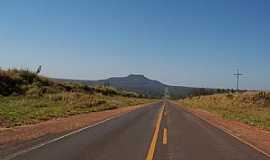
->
[[172, 101, 270, 157], [0, 102, 157, 158]]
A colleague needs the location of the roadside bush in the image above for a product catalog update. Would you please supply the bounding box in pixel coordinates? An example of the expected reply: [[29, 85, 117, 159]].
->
[[0, 69, 40, 96], [0, 75, 23, 96], [70, 83, 94, 93], [26, 85, 44, 97], [17, 70, 37, 84], [120, 91, 140, 98], [252, 92, 270, 106], [95, 86, 118, 96], [226, 93, 234, 99]]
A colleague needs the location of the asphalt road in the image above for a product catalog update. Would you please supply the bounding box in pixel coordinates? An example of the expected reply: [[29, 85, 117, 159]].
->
[[7, 101, 269, 160]]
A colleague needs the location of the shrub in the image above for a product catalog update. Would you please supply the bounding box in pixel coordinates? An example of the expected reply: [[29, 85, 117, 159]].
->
[[95, 86, 118, 96], [70, 83, 94, 93], [26, 85, 44, 97], [0, 69, 40, 96], [226, 93, 234, 99]]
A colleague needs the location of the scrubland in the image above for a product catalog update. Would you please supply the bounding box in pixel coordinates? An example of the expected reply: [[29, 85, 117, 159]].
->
[[0, 69, 155, 127], [179, 92, 270, 130]]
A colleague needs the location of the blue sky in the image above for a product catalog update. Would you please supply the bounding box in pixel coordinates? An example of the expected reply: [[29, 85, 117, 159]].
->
[[1, 0, 270, 90]]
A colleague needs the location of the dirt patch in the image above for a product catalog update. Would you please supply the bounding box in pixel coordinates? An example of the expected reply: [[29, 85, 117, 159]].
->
[[0, 103, 152, 156], [175, 102, 270, 156]]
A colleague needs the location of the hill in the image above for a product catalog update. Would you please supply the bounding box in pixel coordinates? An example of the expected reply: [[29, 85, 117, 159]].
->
[[53, 74, 220, 99]]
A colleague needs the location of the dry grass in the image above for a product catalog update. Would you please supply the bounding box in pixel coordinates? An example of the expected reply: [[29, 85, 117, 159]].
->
[[0, 92, 155, 128], [0, 68, 156, 128], [179, 92, 270, 130]]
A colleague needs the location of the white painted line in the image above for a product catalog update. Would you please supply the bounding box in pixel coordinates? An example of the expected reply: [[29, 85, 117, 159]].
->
[[171, 101, 270, 159], [195, 113, 270, 158], [3, 108, 140, 160]]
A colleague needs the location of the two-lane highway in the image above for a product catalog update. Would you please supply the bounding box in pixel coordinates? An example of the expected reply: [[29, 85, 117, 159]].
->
[[154, 102, 269, 160], [6, 101, 270, 160]]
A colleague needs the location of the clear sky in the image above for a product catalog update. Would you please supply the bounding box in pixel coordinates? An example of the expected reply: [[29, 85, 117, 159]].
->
[[1, 0, 269, 90]]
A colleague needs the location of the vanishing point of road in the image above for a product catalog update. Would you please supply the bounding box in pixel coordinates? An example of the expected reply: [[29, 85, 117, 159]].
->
[[7, 101, 270, 160]]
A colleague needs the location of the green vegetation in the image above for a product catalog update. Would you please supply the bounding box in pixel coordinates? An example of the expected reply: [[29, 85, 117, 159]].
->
[[0, 69, 155, 127], [179, 92, 270, 131]]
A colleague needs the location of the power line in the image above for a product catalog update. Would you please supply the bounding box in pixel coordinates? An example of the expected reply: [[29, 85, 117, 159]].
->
[[233, 69, 243, 91]]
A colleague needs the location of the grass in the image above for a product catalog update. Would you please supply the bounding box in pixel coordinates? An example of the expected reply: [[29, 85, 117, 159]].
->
[[0, 68, 157, 127], [179, 92, 270, 131], [0, 92, 155, 128]]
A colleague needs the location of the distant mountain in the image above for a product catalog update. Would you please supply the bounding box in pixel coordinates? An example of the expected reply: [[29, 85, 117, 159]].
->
[[94, 74, 167, 98], [53, 74, 217, 99]]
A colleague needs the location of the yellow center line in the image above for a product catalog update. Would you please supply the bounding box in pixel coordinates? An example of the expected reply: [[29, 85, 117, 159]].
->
[[163, 128, 168, 145], [145, 103, 165, 160]]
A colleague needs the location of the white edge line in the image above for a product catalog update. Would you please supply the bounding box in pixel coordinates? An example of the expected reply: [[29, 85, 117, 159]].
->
[[171, 101, 270, 158], [194, 113, 270, 158], [3, 108, 138, 160]]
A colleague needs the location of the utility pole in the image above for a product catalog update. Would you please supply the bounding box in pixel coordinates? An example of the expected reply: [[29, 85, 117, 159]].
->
[[233, 69, 243, 91]]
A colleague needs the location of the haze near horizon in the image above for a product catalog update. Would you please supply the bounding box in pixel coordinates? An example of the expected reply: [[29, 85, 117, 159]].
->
[[1, 0, 270, 90]]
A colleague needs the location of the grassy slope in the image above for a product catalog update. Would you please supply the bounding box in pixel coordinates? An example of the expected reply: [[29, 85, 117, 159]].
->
[[179, 92, 270, 130], [0, 94, 154, 127], [0, 69, 156, 127]]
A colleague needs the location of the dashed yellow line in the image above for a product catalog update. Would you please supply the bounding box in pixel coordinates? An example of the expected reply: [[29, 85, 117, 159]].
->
[[163, 128, 168, 145], [145, 104, 165, 160]]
